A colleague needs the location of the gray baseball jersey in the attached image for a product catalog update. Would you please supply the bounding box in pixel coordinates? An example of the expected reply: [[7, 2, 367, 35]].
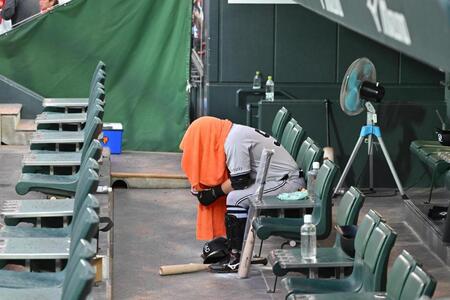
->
[[224, 124, 299, 181]]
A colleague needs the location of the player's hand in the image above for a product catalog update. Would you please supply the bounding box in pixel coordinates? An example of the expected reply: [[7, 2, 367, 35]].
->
[[195, 186, 226, 206]]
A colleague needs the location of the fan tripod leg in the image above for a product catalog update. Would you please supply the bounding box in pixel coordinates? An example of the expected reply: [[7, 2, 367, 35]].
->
[[376, 136, 408, 199], [333, 136, 365, 196]]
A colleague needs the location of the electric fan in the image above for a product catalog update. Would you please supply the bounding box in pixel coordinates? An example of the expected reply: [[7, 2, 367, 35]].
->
[[333, 57, 407, 199]]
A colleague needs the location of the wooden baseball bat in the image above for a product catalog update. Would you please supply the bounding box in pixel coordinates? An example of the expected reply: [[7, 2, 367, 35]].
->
[[238, 224, 256, 278], [159, 263, 209, 276]]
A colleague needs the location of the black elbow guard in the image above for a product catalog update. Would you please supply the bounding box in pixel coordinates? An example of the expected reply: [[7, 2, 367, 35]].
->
[[230, 173, 251, 190]]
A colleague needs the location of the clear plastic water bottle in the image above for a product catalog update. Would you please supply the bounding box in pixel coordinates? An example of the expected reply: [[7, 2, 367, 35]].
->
[[307, 162, 320, 202], [265, 76, 274, 101], [301, 214, 316, 260], [252, 71, 262, 89]]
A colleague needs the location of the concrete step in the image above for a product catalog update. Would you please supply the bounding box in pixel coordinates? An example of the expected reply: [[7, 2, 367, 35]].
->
[[0, 104, 22, 115], [0, 103, 35, 145], [16, 119, 37, 131]]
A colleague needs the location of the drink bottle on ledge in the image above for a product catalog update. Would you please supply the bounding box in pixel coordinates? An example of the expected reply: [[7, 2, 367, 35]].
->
[[252, 71, 262, 89], [265, 76, 274, 101]]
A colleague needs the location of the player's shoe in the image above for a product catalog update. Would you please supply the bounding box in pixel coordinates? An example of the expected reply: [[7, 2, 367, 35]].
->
[[208, 252, 240, 273]]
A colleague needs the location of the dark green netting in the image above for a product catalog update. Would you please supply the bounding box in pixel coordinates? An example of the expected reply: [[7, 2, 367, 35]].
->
[[0, 0, 191, 151]]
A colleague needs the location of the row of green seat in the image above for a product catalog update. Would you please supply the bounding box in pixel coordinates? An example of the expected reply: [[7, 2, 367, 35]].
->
[[263, 108, 437, 299], [0, 61, 108, 299]]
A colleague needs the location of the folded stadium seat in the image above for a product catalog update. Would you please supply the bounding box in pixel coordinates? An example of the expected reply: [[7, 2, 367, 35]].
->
[[272, 107, 290, 141], [22, 122, 103, 174], [280, 118, 297, 151], [0, 259, 95, 300], [0, 205, 99, 264], [282, 216, 397, 298], [30, 101, 103, 152], [41, 61, 106, 112], [279, 118, 306, 158], [268, 187, 365, 291], [285, 123, 306, 159], [253, 160, 338, 242], [285, 250, 436, 300], [36, 81, 105, 128], [3, 166, 99, 226], [0, 238, 94, 289], [0, 193, 98, 239], [15, 143, 101, 196], [296, 137, 323, 180]]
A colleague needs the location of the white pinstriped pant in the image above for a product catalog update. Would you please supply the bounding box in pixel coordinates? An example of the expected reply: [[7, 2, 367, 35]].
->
[[226, 176, 303, 219]]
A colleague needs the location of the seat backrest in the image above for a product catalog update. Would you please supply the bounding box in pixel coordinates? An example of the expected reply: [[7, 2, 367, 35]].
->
[[336, 186, 365, 227], [354, 210, 383, 259], [86, 102, 104, 128], [82, 116, 103, 151], [284, 123, 305, 157], [80, 139, 103, 168], [65, 239, 96, 279], [73, 168, 99, 220], [361, 221, 397, 292], [62, 259, 96, 300], [300, 144, 323, 181], [399, 265, 437, 300], [88, 82, 106, 108], [296, 137, 313, 165], [280, 118, 297, 150], [386, 250, 416, 299], [72, 193, 100, 232], [271, 107, 290, 141], [69, 207, 100, 253], [89, 61, 106, 90], [311, 160, 338, 239]]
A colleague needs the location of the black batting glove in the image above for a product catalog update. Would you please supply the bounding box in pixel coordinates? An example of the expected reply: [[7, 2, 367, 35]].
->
[[196, 185, 225, 206]]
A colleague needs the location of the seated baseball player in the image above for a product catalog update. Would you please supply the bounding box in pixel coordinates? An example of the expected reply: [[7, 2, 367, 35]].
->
[[180, 116, 302, 273]]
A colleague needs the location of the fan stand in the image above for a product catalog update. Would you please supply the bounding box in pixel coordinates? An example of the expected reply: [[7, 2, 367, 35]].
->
[[333, 102, 408, 199]]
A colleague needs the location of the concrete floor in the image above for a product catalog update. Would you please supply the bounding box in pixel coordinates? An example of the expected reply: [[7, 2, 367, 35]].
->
[[1, 147, 449, 299], [112, 187, 450, 299]]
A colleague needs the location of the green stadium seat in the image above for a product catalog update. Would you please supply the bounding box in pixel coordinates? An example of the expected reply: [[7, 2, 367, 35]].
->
[[0, 239, 95, 289], [269, 187, 364, 276], [280, 118, 297, 152], [400, 264, 437, 300], [282, 217, 396, 298], [22, 121, 103, 172], [272, 107, 290, 141], [15, 150, 100, 197], [253, 160, 338, 242], [36, 83, 105, 127], [284, 123, 306, 159], [0, 259, 95, 300], [285, 249, 436, 300], [296, 138, 323, 183], [268, 187, 364, 292], [3, 165, 99, 225], [30, 101, 103, 148], [0, 205, 99, 263]]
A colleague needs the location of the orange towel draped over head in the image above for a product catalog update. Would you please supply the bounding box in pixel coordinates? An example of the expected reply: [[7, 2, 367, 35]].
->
[[180, 116, 233, 240]]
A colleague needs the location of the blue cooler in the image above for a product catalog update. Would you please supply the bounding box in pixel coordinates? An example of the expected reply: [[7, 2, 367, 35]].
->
[[101, 123, 123, 154]]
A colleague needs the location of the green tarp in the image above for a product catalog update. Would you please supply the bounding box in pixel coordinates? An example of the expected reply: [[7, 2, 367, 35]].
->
[[0, 0, 191, 151]]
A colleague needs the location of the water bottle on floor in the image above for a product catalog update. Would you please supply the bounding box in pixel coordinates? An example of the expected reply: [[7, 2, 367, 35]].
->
[[307, 162, 320, 202], [301, 214, 316, 260], [265, 76, 274, 101], [252, 71, 262, 89]]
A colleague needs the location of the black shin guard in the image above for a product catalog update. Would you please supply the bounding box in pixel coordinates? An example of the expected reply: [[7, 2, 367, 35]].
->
[[225, 214, 247, 251]]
